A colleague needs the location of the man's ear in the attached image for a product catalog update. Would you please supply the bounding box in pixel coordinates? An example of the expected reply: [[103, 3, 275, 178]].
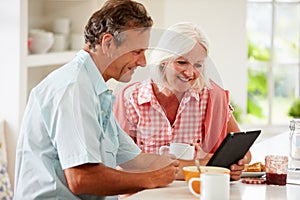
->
[[100, 34, 114, 53]]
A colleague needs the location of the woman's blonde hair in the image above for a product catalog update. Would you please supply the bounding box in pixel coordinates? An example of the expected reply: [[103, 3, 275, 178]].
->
[[149, 22, 210, 91]]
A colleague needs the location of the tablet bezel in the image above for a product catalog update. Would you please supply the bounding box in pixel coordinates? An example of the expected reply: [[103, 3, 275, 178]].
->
[[206, 130, 261, 168]]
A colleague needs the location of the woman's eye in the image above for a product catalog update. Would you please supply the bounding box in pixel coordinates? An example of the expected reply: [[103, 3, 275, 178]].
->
[[177, 61, 188, 65], [194, 63, 202, 68]]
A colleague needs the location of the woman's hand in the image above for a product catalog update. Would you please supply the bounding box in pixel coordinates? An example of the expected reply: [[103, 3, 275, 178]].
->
[[229, 151, 251, 180]]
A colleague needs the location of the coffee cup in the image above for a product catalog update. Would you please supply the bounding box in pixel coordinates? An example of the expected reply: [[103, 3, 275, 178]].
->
[[159, 143, 194, 160], [188, 170, 230, 200], [51, 33, 69, 52], [53, 18, 71, 34]]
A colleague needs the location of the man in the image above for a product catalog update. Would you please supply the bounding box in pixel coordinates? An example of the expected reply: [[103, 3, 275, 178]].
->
[[14, 0, 179, 199]]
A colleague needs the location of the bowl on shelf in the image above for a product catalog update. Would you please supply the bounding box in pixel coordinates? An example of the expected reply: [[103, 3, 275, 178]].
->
[[29, 29, 54, 54]]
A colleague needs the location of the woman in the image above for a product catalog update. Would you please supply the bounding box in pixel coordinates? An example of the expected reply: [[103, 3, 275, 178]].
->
[[113, 22, 250, 180]]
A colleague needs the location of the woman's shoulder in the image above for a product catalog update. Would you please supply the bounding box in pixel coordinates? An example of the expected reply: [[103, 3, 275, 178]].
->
[[207, 79, 229, 94], [120, 79, 152, 98]]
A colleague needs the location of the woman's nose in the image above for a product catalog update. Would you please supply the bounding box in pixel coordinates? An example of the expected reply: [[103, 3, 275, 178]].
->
[[183, 64, 194, 76]]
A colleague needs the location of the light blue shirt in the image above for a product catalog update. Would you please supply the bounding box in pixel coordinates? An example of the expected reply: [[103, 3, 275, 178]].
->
[[14, 50, 141, 200]]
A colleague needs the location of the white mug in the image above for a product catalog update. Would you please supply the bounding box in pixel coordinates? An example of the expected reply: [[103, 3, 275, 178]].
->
[[188, 173, 230, 200], [53, 18, 71, 34], [159, 143, 194, 160], [51, 33, 69, 52]]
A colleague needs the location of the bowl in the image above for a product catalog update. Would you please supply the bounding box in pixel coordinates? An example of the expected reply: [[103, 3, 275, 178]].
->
[[183, 166, 230, 194], [29, 29, 54, 54]]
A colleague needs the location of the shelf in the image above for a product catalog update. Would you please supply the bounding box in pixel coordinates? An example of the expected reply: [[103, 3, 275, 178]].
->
[[27, 51, 77, 68]]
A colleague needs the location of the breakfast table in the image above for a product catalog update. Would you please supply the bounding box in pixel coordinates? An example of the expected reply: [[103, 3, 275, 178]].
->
[[126, 131, 300, 200]]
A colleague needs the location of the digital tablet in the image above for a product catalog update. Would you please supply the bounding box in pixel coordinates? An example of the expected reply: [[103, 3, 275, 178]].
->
[[206, 130, 261, 169]]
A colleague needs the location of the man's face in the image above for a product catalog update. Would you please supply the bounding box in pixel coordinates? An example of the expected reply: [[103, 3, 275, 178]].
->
[[103, 29, 150, 82]]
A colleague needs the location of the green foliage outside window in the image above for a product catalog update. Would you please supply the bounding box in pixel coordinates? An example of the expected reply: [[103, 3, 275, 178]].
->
[[288, 98, 300, 118], [247, 39, 269, 119], [231, 100, 243, 123], [248, 39, 270, 62]]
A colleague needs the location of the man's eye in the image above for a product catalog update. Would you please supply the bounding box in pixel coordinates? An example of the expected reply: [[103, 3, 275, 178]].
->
[[194, 63, 202, 68], [132, 50, 142, 55]]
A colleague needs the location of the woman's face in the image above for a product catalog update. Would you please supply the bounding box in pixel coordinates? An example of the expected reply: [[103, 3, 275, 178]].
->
[[163, 43, 207, 93]]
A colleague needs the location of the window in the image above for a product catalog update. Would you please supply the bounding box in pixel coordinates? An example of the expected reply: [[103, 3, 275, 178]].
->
[[247, 0, 300, 126]]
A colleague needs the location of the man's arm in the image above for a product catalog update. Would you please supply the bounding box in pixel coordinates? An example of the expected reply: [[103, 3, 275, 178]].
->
[[64, 154, 179, 196]]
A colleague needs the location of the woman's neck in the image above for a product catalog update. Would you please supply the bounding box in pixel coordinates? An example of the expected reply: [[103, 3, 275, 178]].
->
[[152, 83, 185, 125], [152, 83, 185, 101]]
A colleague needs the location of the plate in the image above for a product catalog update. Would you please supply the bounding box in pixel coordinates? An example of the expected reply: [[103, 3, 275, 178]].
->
[[230, 180, 240, 185], [241, 171, 265, 178]]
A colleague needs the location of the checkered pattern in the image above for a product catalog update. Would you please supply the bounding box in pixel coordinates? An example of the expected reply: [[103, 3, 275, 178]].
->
[[123, 80, 216, 154], [242, 178, 266, 184]]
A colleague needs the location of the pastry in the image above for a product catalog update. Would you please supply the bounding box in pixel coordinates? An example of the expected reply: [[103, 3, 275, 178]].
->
[[245, 162, 265, 172]]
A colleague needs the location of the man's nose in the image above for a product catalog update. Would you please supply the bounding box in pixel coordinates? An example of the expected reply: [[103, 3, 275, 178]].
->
[[136, 52, 147, 67]]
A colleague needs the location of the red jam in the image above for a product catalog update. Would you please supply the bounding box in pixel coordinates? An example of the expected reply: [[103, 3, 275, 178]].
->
[[266, 173, 287, 186]]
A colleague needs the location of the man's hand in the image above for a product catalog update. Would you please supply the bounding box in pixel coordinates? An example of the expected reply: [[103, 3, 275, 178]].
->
[[148, 153, 179, 171]]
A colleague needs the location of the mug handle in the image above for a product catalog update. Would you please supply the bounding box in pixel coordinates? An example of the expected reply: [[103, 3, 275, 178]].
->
[[159, 146, 169, 155], [188, 178, 200, 197]]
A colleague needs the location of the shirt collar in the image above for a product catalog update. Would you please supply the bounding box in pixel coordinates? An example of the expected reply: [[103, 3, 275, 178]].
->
[[76, 50, 108, 95], [137, 79, 154, 105]]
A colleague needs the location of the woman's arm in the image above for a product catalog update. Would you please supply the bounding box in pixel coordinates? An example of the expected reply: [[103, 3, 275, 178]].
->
[[226, 114, 240, 133], [226, 115, 252, 180]]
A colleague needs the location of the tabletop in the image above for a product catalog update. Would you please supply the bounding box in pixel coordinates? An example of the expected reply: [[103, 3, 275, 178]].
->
[[126, 132, 300, 200], [126, 180, 300, 200]]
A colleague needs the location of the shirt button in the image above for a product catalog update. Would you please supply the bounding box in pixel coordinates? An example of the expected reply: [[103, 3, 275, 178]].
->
[[101, 110, 104, 114], [197, 139, 201, 143]]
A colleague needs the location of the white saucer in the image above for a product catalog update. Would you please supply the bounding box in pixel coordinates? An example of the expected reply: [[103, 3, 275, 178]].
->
[[241, 171, 265, 178]]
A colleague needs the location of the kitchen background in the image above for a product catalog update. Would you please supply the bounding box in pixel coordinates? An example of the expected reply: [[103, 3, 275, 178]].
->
[[1, 0, 298, 189]]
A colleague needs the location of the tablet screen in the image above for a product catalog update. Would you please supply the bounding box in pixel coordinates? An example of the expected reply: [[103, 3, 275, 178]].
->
[[206, 130, 261, 168]]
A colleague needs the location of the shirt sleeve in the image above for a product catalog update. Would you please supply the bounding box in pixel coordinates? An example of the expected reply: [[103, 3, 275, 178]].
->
[[50, 83, 103, 169]]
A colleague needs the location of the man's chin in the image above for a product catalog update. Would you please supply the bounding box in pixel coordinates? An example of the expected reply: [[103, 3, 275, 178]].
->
[[118, 71, 135, 82], [118, 75, 133, 83]]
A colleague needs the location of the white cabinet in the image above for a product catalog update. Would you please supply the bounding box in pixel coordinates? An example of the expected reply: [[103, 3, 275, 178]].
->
[[23, 0, 103, 107]]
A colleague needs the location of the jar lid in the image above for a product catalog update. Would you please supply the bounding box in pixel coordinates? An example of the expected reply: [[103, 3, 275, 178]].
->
[[289, 119, 300, 131]]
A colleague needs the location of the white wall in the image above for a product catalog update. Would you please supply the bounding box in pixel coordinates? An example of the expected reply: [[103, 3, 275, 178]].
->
[[0, 0, 24, 187]]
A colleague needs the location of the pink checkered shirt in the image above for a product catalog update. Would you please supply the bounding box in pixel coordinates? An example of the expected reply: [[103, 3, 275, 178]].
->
[[120, 80, 232, 154]]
